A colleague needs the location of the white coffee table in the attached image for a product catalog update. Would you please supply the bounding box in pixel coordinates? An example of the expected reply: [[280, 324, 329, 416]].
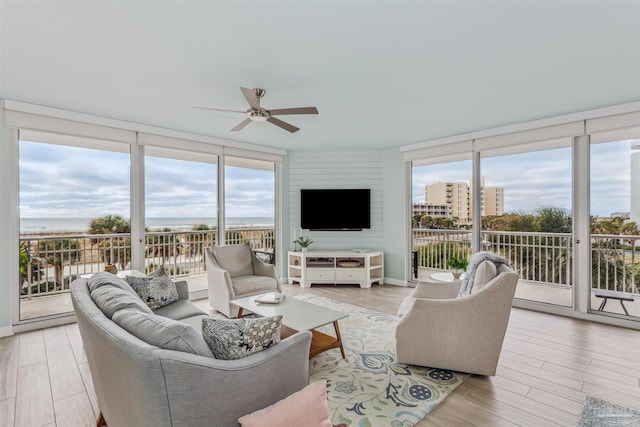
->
[[429, 272, 465, 282], [231, 295, 348, 359]]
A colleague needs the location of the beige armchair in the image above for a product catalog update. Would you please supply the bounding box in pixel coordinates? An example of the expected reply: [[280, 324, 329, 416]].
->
[[395, 263, 518, 376], [205, 243, 280, 318]]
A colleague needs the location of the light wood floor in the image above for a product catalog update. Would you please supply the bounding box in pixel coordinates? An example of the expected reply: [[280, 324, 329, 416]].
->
[[2, 283, 639, 427]]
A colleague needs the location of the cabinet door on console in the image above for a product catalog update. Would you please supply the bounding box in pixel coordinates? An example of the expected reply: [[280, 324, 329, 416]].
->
[[306, 269, 336, 281], [335, 269, 366, 281]]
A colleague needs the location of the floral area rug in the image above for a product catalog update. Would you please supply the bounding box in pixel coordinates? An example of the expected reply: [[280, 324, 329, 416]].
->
[[299, 294, 469, 427]]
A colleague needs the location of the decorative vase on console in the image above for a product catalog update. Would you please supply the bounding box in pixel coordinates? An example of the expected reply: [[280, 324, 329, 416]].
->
[[295, 236, 313, 253]]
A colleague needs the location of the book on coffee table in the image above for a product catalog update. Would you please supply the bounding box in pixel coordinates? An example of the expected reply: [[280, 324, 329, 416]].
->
[[255, 292, 286, 304]]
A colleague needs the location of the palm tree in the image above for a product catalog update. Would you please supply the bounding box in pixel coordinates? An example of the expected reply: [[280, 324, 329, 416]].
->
[[88, 214, 132, 269], [146, 228, 183, 260], [19, 241, 30, 289], [419, 215, 433, 229], [88, 214, 130, 235], [620, 221, 639, 291], [102, 237, 132, 270], [37, 239, 80, 288], [185, 225, 216, 259], [536, 206, 571, 233]]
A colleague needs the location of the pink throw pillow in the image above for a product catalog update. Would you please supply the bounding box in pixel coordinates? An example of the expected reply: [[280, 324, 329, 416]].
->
[[238, 381, 333, 427]]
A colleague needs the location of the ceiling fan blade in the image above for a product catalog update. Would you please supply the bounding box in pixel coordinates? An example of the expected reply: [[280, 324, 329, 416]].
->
[[192, 106, 245, 114], [268, 107, 318, 116], [267, 117, 300, 133], [231, 118, 252, 131], [240, 87, 261, 110]]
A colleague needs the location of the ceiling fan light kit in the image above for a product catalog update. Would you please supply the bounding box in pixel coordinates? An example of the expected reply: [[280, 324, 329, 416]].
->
[[193, 87, 318, 133], [249, 110, 269, 122]]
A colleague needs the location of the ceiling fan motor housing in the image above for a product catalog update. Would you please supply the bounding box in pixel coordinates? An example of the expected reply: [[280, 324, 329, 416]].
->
[[248, 109, 269, 122]]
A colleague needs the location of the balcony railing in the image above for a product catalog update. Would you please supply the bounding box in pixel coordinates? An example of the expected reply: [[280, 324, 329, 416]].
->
[[413, 229, 639, 295], [19, 227, 275, 300], [483, 231, 572, 287], [19, 227, 639, 299]]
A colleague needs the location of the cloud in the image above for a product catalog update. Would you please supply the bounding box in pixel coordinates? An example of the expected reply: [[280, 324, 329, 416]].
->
[[19, 140, 275, 222], [19, 138, 635, 226], [412, 141, 634, 216]]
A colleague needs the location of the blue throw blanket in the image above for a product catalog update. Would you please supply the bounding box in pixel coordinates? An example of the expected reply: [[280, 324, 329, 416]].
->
[[457, 251, 510, 297]]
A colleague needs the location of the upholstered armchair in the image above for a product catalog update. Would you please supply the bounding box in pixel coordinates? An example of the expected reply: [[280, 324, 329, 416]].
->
[[205, 243, 281, 318], [395, 263, 518, 376]]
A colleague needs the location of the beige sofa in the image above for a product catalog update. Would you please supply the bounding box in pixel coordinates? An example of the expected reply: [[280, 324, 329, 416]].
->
[[71, 272, 312, 427], [395, 263, 518, 376]]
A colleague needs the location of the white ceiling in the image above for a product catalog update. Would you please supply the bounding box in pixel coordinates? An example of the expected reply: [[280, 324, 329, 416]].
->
[[1, 1, 639, 152]]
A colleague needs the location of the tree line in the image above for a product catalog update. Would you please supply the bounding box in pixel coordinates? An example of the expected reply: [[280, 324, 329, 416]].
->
[[20, 215, 219, 293], [414, 206, 639, 236], [414, 207, 639, 292]]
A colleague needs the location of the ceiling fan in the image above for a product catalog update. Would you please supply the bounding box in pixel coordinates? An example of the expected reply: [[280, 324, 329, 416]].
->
[[193, 87, 318, 133]]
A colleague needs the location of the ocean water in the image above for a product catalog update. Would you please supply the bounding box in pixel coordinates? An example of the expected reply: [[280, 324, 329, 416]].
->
[[20, 217, 274, 233]]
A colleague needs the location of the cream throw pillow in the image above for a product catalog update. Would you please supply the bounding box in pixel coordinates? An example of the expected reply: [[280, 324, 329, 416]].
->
[[471, 260, 497, 294]]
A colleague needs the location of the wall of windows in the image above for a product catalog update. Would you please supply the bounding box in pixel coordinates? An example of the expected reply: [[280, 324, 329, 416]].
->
[[403, 105, 640, 326], [18, 133, 131, 321], [3, 101, 284, 329]]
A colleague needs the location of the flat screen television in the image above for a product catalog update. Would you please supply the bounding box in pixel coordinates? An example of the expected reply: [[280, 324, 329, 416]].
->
[[301, 189, 371, 231]]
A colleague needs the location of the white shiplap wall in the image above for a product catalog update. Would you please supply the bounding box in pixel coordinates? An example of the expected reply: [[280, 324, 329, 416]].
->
[[288, 151, 383, 251]]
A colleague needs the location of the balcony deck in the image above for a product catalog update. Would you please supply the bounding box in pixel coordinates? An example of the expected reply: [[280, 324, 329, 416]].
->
[[19, 270, 640, 320], [19, 273, 209, 320], [419, 267, 640, 317]]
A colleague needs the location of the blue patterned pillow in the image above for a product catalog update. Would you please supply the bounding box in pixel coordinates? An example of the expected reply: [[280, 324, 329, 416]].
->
[[202, 316, 282, 360], [126, 268, 179, 310]]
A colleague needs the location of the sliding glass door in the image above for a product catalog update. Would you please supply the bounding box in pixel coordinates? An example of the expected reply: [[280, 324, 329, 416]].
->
[[224, 157, 276, 263], [18, 131, 130, 320], [590, 138, 639, 318], [144, 146, 218, 293], [481, 143, 573, 307], [411, 157, 472, 281]]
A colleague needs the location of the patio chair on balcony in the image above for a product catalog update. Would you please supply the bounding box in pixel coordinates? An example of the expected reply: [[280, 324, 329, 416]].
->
[[205, 243, 280, 318], [395, 260, 518, 376]]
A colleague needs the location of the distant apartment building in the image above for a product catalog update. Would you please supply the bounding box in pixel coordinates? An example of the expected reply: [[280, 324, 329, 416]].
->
[[426, 182, 470, 222], [412, 203, 450, 218], [610, 212, 630, 219], [414, 178, 504, 224], [483, 187, 504, 216]]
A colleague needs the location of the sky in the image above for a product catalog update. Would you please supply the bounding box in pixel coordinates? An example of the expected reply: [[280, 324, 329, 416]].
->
[[19, 141, 275, 219], [412, 139, 635, 216], [19, 138, 635, 221]]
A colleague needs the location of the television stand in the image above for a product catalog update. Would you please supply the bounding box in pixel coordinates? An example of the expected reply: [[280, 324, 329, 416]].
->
[[287, 250, 384, 288]]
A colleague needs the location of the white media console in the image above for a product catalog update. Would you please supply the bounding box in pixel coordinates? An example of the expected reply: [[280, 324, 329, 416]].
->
[[287, 250, 384, 288]]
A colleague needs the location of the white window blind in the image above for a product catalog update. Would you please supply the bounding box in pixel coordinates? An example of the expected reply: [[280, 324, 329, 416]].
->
[[401, 102, 640, 162]]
